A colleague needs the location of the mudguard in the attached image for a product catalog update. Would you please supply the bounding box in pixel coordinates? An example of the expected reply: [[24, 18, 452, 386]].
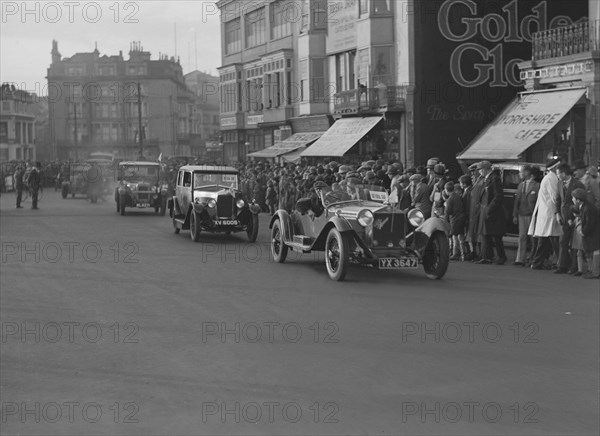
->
[[416, 217, 450, 238], [311, 216, 355, 251], [409, 217, 450, 253], [269, 210, 294, 244]]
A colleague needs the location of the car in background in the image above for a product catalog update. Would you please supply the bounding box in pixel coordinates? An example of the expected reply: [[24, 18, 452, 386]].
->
[[493, 162, 546, 235], [168, 165, 260, 242], [115, 161, 167, 215], [61, 163, 90, 199], [270, 184, 450, 282]]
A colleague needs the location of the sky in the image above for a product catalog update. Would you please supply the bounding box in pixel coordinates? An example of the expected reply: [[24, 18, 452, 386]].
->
[[0, 0, 222, 95]]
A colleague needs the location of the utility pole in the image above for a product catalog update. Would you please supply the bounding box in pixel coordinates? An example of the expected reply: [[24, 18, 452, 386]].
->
[[73, 101, 78, 160], [137, 82, 143, 157]]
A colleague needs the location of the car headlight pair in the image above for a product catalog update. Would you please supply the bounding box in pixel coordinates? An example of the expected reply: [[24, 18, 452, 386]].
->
[[357, 209, 374, 227], [408, 209, 425, 227]]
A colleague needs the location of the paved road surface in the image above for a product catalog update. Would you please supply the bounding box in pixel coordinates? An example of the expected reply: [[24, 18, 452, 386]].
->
[[1, 191, 598, 435]]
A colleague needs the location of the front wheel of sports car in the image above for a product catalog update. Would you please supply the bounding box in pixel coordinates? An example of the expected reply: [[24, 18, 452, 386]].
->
[[423, 231, 450, 280], [271, 219, 288, 263], [190, 211, 201, 242], [325, 228, 350, 281], [247, 214, 259, 242]]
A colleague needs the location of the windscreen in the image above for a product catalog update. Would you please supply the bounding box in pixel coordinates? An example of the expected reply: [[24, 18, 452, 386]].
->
[[194, 173, 238, 190], [121, 165, 159, 182]]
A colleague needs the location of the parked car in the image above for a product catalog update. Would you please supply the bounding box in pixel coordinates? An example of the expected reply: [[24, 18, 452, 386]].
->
[[61, 163, 89, 199], [168, 165, 261, 242], [270, 184, 451, 281], [115, 161, 167, 215], [493, 162, 546, 235]]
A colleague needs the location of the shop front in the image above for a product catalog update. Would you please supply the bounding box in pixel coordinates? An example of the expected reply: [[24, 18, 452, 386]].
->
[[457, 87, 588, 164]]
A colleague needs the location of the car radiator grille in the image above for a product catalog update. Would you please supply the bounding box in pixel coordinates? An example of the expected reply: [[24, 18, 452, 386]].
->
[[216, 194, 234, 218], [372, 213, 405, 247]]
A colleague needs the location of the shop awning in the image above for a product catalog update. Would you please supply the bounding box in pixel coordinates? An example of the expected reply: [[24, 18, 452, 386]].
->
[[247, 132, 323, 159], [457, 88, 587, 161], [300, 116, 383, 157]]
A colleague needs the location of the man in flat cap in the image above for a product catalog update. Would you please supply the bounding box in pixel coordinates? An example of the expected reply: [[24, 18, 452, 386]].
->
[[410, 173, 432, 219], [476, 161, 507, 265]]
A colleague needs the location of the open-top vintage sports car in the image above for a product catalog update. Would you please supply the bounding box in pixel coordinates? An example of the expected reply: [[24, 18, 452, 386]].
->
[[270, 184, 451, 281], [168, 165, 260, 242], [115, 161, 167, 215]]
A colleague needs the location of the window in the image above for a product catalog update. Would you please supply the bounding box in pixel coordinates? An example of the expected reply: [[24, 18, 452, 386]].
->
[[177, 171, 183, 186], [373, 0, 391, 14], [271, 0, 293, 40], [183, 172, 191, 187], [225, 18, 242, 54], [360, 0, 369, 16], [245, 8, 266, 48], [1, 101, 10, 112], [98, 65, 116, 76]]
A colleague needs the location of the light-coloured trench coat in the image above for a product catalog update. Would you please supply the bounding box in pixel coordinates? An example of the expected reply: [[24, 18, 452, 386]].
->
[[528, 171, 563, 238]]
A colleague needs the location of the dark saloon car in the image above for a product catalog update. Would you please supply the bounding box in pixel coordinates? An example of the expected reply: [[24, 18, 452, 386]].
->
[[115, 162, 167, 215]]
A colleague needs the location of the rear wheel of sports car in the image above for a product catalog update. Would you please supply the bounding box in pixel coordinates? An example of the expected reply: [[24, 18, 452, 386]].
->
[[119, 195, 126, 216], [271, 219, 288, 263], [423, 231, 450, 280], [173, 216, 180, 234], [325, 228, 350, 282], [247, 214, 259, 242], [61, 185, 68, 199], [190, 211, 201, 242]]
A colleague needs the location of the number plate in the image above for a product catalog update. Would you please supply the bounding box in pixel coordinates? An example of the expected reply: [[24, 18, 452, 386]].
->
[[378, 257, 419, 269], [137, 203, 150, 208], [214, 219, 239, 226]]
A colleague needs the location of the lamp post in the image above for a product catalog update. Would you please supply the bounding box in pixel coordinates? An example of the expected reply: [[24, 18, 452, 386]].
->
[[219, 142, 224, 165]]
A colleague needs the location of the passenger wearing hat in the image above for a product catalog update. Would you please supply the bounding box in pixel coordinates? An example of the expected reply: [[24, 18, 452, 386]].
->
[[364, 171, 382, 188], [571, 187, 600, 279], [266, 180, 278, 215], [426, 158, 440, 187], [409, 173, 432, 219], [476, 161, 507, 265], [555, 163, 585, 274], [337, 165, 351, 182]]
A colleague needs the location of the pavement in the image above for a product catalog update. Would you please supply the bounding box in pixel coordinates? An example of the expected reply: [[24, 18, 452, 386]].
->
[[1, 190, 598, 435]]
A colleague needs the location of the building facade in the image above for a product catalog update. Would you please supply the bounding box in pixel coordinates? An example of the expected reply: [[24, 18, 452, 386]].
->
[[184, 70, 221, 159], [0, 83, 36, 162], [47, 41, 196, 161], [216, 0, 594, 167]]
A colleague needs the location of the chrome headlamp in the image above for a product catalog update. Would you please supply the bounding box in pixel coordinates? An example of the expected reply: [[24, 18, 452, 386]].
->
[[357, 209, 374, 227], [408, 209, 425, 227], [208, 199, 217, 208], [236, 199, 245, 208]]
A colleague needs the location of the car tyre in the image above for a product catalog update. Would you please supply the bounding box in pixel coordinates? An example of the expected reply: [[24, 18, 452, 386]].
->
[[325, 228, 350, 281], [120, 195, 126, 216], [190, 211, 201, 242], [271, 219, 288, 263], [247, 214, 259, 243], [423, 231, 450, 280]]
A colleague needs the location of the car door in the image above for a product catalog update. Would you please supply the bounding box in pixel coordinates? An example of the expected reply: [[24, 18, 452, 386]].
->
[[180, 171, 192, 213]]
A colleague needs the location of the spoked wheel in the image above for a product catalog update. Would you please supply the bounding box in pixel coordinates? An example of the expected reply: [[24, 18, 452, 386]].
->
[[247, 214, 259, 242], [271, 219, 288, 263], [190, 211, 201, 242], [325, 228, 350, 281], [423, 231, 450, 280]]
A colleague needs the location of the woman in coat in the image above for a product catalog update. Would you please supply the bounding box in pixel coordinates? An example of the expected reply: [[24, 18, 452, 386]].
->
[[528, 170, 563, 269]]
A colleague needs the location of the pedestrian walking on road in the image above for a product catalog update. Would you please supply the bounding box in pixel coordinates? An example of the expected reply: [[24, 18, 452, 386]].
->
[[15, 165, 24, 208], [28, 162, 41, 210]]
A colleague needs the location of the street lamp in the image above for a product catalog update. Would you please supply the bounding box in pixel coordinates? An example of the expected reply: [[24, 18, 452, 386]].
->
[[219, 142, 224, 164]]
